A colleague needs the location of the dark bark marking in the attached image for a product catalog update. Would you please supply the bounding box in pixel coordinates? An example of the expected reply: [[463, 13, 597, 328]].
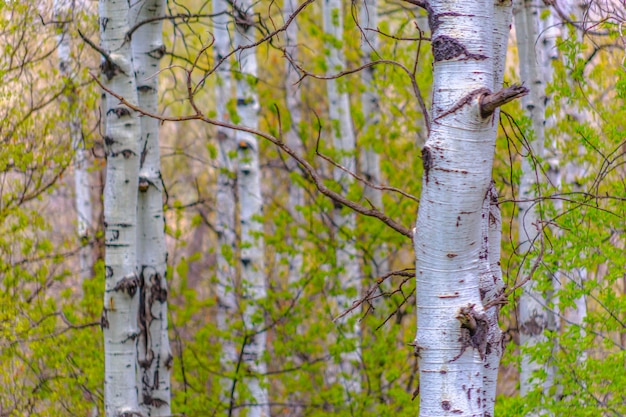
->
[[114, 274, 139, 297], [100, 58, 120, 81], [100, 309, 109, 329], [148, 45, 166, 59], [441, 400, 451, 411], [428, 11, 462, 32], [422, 146, 432, 183], [107, 107, 131, 118], [137, 85, 155, 93], [432, 35, 487, 62], [520, 314, 546, 336]]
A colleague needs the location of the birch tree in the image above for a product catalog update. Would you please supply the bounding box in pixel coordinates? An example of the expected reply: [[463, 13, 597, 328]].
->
[[322, 0, 362, 397], [359, 0, 388, 279], [284, 0, 305, 289], [413, 0, 524, 415], [54, 0, 93, 282], [99, 0, 142, 414], [213, 0, 240, 407], [130, 0, 172, 414], [233, 1, 270, 414], [514, 0, 552, 400]]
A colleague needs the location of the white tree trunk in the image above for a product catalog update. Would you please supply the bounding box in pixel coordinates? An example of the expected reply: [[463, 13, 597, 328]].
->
[[560, 0, 588, 359], [99, 0, 142, 414], [359, 0, 388, 278], [284, 0, 305, 288], [413, 1, 502, 415], [323, 0, 362, 397], [130, 0, 172, 414], [213, 0, 240, 406], [480, 3, 512, 415], [234, 2, 270, 415], [514, 0, 551, 399], [54, 0, 93, 281]]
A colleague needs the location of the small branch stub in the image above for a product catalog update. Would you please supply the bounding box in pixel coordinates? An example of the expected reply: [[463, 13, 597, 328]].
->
[[479, 84, 529, 118]]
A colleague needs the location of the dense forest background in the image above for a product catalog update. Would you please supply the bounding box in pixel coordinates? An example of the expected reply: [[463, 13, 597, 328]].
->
[[1, 0, 626, 416]]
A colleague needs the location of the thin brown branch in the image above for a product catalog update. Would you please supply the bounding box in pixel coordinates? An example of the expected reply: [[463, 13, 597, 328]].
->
[[335, 269, 415, 321], [316, 150, 420, 203]]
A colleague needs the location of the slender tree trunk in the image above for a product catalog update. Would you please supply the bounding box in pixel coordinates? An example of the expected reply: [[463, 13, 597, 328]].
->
[[560, 0, 588, 360], [514, 0, 551, 400], [322, 0, 362, 398], [413, 1, 520, 415], [54, 0, 93, 281], [480, 3, 512, 415], [99, 0, 142, 414], [234, 2, 270, 415], [359, 0, 388, 278], [213, 0, 240, 406], [130, 0, 172, 414], [284, 0, 305, 288]]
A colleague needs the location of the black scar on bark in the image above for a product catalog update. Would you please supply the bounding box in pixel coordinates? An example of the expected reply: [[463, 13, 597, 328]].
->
[[432, 35, 488, 62], [422, 146, 432, 183]]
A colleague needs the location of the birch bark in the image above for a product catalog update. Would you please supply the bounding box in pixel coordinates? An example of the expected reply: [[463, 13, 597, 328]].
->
[[359, 0, 388, 278], [130, 0, 172, 414], [54, 0, 93, 281], [213, 0, 240, 404], [560, 0, 588, 358], [234, 1, 270, 414], [514, 0, 551, 399], [284, 0, 305, 288], [480, 3, 512, 415], [99, 0, 142, 414], [322, 0, 362, 397], [413, 1, 504, 415]]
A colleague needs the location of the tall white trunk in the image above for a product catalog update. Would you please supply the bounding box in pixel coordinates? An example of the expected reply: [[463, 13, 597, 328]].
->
[[359, 0, 388, 278], [130, 0, 172, 414], [100, 0, 142, 415], [480, 3, 512, 415], [560, 0, 588, 359], [284, 0, 304, 288], [322, 0, 362, 398], [54, 0, 93, 281], [514, 0, 551, 399], [213, 0, 239, 406], [414, 1, 505, 415], [234, 2, 270, 415]]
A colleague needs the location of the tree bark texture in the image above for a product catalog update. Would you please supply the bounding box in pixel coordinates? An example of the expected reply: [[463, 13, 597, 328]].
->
[[413, 1, 506, 415], [514, 0, 551, 399], [359, 0, 388, 278], [234, 1, 270, 414], [130, 0, 172, 414], [99, 0, 142, 414]]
